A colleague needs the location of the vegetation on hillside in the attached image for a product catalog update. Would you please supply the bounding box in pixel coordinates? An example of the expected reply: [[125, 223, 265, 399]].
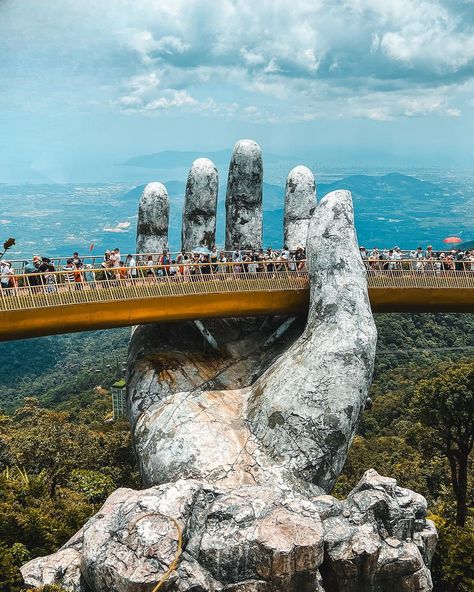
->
[[0, 315, 472, 591], [335, 314, 474, 592]]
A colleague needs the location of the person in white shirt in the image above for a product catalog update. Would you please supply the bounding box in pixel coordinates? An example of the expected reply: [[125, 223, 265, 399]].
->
[[392, 247, 402, 270], [169, 260, 180, 276], [126, 254, 137, 278], [0, 261, 14, 290], [111, 248, 121, 268]]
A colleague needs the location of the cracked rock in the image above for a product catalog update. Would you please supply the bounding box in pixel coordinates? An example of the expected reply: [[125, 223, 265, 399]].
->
[[21, 471, 436, 592]]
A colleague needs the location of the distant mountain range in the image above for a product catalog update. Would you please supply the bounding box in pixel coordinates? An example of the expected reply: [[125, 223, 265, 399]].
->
[[120, 149, 294, 169], [0, 171, 471, 257], [121, 172, 472, 249]]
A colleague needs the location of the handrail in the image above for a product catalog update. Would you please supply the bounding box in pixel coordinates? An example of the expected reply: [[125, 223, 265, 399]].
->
[[3, 247, 473, 273], [0, 262, 309, 313], [0, 259, 473, 315]]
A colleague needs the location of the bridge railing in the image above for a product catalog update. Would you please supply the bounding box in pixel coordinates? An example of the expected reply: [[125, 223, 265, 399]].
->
[[363, 259, 474, 288], [4, 248, 472, 274], [0, 262, 309, 312], [0, 260, 473, 313]]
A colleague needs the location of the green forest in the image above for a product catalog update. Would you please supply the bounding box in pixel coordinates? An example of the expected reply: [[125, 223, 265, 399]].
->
[[0, 315, 472, 592]]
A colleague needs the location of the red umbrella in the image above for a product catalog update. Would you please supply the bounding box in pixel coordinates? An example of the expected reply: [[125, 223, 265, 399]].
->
[[443, 236, 462, 244]]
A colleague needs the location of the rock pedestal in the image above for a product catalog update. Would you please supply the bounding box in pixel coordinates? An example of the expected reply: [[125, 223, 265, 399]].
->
[[21, 471, 437, 592]]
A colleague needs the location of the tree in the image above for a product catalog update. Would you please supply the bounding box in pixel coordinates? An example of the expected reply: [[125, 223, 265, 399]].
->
[[430, 514, 474, 592], [411, 360, 474, 526], [0, 237, 15, 260]]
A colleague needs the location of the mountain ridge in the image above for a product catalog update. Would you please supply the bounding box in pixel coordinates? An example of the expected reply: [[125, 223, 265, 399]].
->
[[120, 149, 297, 169]]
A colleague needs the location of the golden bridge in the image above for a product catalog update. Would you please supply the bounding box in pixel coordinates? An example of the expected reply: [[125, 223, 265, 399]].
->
[[0, 258, 473, 341]]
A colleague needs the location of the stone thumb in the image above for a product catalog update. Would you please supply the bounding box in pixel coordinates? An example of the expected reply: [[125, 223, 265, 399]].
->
[[247, 190, 377, 492]]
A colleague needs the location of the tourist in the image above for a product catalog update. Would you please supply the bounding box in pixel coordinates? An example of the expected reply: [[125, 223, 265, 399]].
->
[[158, 249, 170, 276], [72, 252, 83, 268], [210, 246, 218, 273], [295, 247, 306, 271], [126, 254, 137, 279], [117, 261, 128, 281], [84, 264, 96, 288], [182, 254, 191, 279], [146, 255, 155, 278], [201, 254, 211, 276], [0, 260, 14, 291], [74, 261, 84, 289], [110, 248, 121, 268], [169, 260, 180, 277], [102, 250, 112, 268], [217, 252, 227, 276], [23, 255, 42, 288], [63, 259, 76, 287], [39, 258, 57, 292]]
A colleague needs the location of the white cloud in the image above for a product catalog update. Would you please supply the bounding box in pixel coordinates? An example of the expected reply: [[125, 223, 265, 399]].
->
[[2, 0, 473, 122], [128, 31, 190, 64], [145, 90, 199, 111], [110, 0, 473, 121]]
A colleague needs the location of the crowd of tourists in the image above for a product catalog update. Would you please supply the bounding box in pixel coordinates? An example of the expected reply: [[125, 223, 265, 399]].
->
[[0, 245, 307, 291], [359, 245, 474, 272], [1, 243, 473, 292]]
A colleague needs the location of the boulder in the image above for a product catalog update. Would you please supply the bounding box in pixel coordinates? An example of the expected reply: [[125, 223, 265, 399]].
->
[[21, 471, 436, 592], [21, 548, 86, 592]]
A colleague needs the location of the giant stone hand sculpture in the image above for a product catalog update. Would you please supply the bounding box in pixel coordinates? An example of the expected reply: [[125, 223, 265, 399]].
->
[[22, 140, 437, 592]]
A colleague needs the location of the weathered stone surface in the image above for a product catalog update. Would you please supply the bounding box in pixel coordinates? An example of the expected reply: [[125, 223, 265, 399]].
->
[[182, 158, 218, 251], [225, 140, 263, 250], [22, 472, 436, 592], [247, 190, 377, 492], [284, 165, 316, 251], [21, 548, 86, 592], [128, 191, 376, 496], [126, 317, 320, 493], [80, 481, 205, 592], [320, 470, 436, 592], [196, 486, 324, 588], [136, 182, 169, 253]]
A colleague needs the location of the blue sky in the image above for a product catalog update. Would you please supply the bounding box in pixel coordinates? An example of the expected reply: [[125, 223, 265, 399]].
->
[[1, 0, 474, 181]]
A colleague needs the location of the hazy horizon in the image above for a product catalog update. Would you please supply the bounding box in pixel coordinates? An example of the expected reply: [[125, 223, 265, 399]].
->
[[1, 0, 473, 185]]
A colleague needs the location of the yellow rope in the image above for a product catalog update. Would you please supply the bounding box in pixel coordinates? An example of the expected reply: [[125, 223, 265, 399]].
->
[[151, 516, 183, 592], [129, 512, 183, 592]]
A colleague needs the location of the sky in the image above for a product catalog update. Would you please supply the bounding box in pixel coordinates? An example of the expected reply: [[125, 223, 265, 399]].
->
[[1, 0, 474, 181]]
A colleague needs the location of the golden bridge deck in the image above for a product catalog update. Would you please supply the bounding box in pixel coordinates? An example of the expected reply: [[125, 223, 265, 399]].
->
[[0, 263, 472, 341]]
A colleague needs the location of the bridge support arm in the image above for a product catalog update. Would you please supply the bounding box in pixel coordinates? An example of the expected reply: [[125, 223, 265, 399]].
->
[[193, 320, 220, 352]]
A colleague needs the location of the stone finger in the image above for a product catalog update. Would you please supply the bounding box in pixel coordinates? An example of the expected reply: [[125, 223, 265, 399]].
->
[[136, 182, 169, 254], [225, 139, 263, 251], [284, 165, 316, 251], [182, 158, 218, 251]]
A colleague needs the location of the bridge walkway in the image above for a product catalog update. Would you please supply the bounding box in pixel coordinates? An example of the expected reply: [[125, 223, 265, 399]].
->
[[0, 261, 473, 341]]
